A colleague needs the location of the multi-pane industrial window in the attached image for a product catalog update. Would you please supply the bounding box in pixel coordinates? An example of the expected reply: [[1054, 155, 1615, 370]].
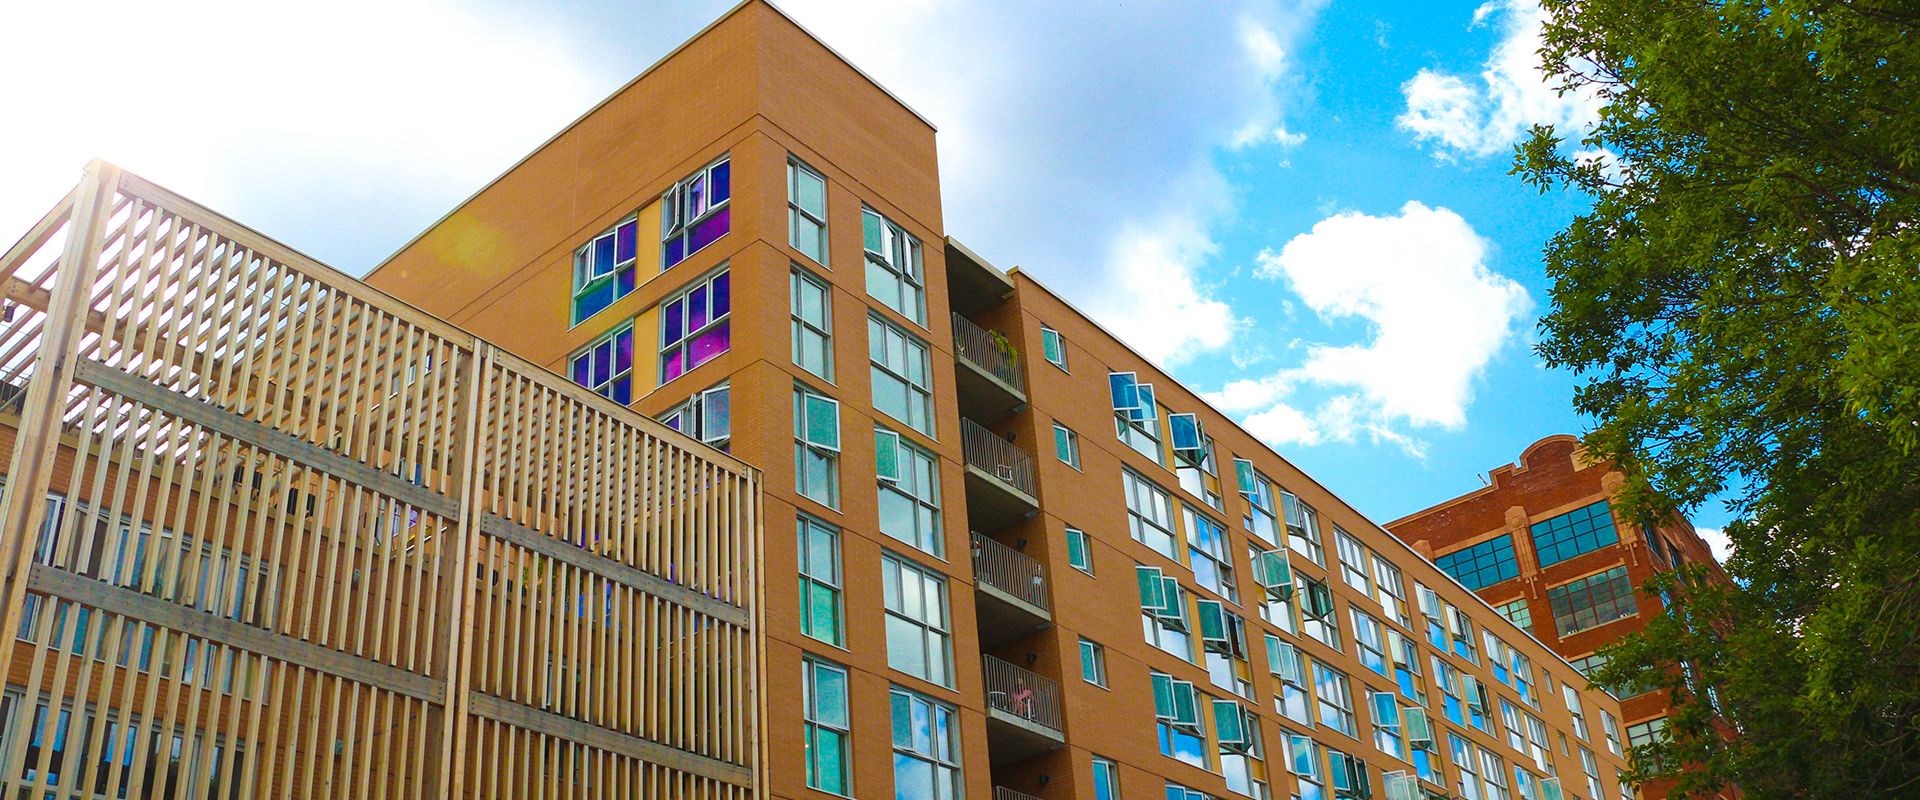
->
[[1436, 534, 1520, 591], [1495, 598, 1532, 631], [1055, 422, 1082, 469], [661, 269, 731, 383], [1530, 500, 1621, 566], [1335, 530, 1372, 591], [864, 207, 925, 325], [792, 267, 833, 381], [1547, 566, 1637, 635], [660, 382, 730, 449], [789, 158, 828, 264], [1184, 506, 1236, 603], [891, 687, 962, 800], [795, 384, 841, 508], [1626, 718, 1667, 748], [1313, 661, 1356, 736], [1041, 325, 1068, 370], [803, 657, 851, 795], [1282, 490, 1326, 566], [572, 215, 638, 323], [798, 515, 843, 646], [1092, 756, 1120, 800], [1124, 469, 1180, 563], [884, 554, 953, 687], [877, 427, 942, 557], [662, 157, 731, 269], [1067, 526, 1093, 574], [569, 322, 634, 404], [870, 314, 934, 435], [1080, 637, 1108, 686]]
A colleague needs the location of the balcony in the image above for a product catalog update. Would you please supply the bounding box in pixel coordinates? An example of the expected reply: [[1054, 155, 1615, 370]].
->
[[995, 788, 1044, 800], [945, 236, 1017, 317], [972, 532, 1051, 648], [961, 418, 1039, 533], [982, 654, 1065, 765], [952, 312, 1027, 423]]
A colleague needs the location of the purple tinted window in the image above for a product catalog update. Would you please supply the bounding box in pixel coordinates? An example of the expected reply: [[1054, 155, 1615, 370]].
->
[[665, 238, 685, 268], [593, 234, 617, 277], [710, 161, 730, 204], [663, 350, 685, 382], [593, 340, 613, 386], [614, 329, 633, 375], [664, 299, 684, 345], [571, 355, 591, 387], [665, 412, 683, 432], [616, 221, 638, 264], [612, 377, 632, 405], [712, 272, 730, 318], [576, 280, 613, 321], [689, 286, 709, 331], [686, 208, 730, 255], [688, 175, 706, 218], [617, 266, 636, 296], [689, 321, 730, 370]]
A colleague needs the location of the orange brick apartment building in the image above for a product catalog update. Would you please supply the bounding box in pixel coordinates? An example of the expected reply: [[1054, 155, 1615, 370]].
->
[[363, 3, 1639, 800], [1386, 436, 1728, 800]]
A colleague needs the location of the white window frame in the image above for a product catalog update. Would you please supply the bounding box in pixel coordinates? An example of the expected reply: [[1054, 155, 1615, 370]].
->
[[659, 268, 731, 384], [876, 427, 942, 557], [1054, 422, 1082, 469], [883, 553, 953, 687], [862, 207, 925, 325], [789, 158, 828, 265], [791, 266, 833, 381], [869, 313, 935, 436], [794, 384, 840, 509], [659, 382, 729, 448]]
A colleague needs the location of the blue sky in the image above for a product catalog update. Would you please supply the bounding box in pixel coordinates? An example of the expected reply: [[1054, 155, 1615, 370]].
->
[[0, 0, 1734, 550]]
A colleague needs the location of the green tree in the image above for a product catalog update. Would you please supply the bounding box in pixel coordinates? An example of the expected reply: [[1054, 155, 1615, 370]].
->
[[1515, 1, 1920, 798]]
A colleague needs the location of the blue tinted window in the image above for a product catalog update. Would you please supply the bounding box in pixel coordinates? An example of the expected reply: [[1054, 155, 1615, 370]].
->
[[1436, 534, 1519, 590], [1530, 501, 1621, 566]]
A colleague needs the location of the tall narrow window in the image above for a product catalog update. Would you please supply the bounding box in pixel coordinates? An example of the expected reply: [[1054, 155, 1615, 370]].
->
[[663, 157, 730, 268], [797, 516, 843, 646], [1184, 506, 1235, 602], [1237, 459, 1281, 546], [870, 314, 934, 435], [661, 269, 730, 383], [789, 158, 828, 264], [1066, 526, 1093, 573], [1282, 490, 1326, 565], [883, 554, 953, 687], [1092, 756, 1120, 800], [863, 207, 925, 325], [1352, 607, 1389, 677], [803, 657, 851, 795], [1109, 372, 1163, 463], [794, 384, 840, 508], [792, 267, 833, 381], [569, 322, 633, 404], [876, 427, 941, 557], [1268, 635, 1312, 726], [572, 216, 639, 323], [1079, 637, 1108, 686], [659, 382, 731, 449], [1373, 555, 1411, 628], [1123, 469, 1179, 563], [1054, 422, 1081, 469], [891, 688, 962, 800], [1313, 661, 1357, 736], [1335, 529, 1372, 591], [1041, 325, 1068, 370]]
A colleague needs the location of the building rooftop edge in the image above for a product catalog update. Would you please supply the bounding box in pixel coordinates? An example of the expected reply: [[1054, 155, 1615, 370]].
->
[[364, 0, 936, 283]]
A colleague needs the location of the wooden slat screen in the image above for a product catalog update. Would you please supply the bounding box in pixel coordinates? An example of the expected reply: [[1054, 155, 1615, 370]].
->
[[0, 161, 763, 800]]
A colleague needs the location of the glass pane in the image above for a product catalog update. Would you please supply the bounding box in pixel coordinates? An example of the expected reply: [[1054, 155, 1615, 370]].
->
[[887, 616, 926, 677], [571, 355, 591, 387], [593, 234, 617, 277], [664, 299, 684, 345], [876, 431, 902, 480], [805, 394, 839, 450], [815, 729, 845, 793], [665, 237, 685, 267], [663, 349, 684, 382], [798, 168, 825, 214], [895, 754, 935, 800], [593, 341, 613, 386], [815, 667, 848, 727], [709, 160, 730, 204], [712, 272, 730, 318], [616, 221, 638, 264], [690, 322, 730, 369], [687, 208, 731, 254], [617, 265, 636, 296], [864, 210, 885, 254], [611, 377, 631, 405], [614, 329, 633, 375], [689, 286, 710, 331], [808, 525, 838, 581], [703, 389, 730, 439]]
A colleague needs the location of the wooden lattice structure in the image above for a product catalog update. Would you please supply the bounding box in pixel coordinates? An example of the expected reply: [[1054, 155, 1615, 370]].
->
[[0, 161, 764, 798]]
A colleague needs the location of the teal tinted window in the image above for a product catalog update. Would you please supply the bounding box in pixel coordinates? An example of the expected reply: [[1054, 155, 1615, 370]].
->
[[1436, 534, 1519, 590], [1529, 501, 1620, 566]]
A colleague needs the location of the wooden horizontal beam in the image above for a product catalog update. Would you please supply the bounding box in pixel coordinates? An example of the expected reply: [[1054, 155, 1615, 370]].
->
[[478, 515, 749, 628], [27, 564, 446, 704], [466, 692, 752, 787]]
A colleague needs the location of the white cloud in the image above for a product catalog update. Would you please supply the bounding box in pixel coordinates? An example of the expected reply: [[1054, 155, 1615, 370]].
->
[[1695, 527, 1735, 563], [1396, 0, 1601, 158], [1210, 201, 1529, 451], [0, 0, 598, 268], [1098, 213, 1242, 366]]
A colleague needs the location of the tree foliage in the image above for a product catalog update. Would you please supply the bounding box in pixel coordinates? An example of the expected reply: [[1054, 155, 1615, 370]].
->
[[1516, 1, 1920, 797]]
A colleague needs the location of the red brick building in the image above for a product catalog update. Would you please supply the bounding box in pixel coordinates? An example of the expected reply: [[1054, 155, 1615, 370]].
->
[[1386, 435, 1726, 800]]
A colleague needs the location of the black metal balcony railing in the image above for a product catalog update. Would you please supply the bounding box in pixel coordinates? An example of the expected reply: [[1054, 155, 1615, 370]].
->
[[961, 418, 1035, 496], [982, 655, 1062, 732], [995, 788, 1045, 800], [952, 312, 1026, 393], [972, 532, 1050, 611]]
